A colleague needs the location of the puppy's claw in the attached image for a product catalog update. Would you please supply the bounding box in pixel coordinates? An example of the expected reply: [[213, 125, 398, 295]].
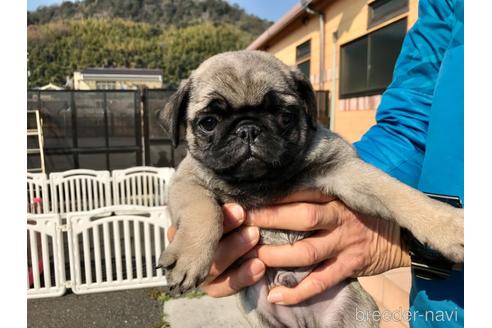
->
[[159, 235, 213, 297], [158, 250, 177, 270]]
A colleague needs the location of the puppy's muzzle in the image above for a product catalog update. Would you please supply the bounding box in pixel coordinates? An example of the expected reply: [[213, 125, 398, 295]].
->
[[236, 124, 261, 144]]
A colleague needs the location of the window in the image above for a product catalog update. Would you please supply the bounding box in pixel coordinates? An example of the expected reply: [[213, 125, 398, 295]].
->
[[296, 40, 311, 79], [368, 0, 408, 28], [340, 18, 406, 98], [296, 40, 311, 61], [297, 61, 310, 79], [96, 81, 116, 90]]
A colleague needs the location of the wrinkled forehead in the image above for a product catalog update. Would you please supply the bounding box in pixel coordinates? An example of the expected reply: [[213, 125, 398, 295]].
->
[[189, 61, 298, 112]]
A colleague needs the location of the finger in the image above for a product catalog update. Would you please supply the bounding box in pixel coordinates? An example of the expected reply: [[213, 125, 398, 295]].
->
[[167, 226, 176, 242], [206, 226, 260, 282], [246, 201, 342, 231], [276, 189, 336, 204], [266, 258, 351, 305], [256, 229, 342, 267], [202, 258, 266, 298], [222, 203, 245, 233]]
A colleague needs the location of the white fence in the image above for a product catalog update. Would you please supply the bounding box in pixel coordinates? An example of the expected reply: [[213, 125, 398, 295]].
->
[[50, 169, 112, 216], [27, 213, 66, 299], [112, 166, 174, 207], [27, 173, 50, 214], [27, 167, 174, 299], [67, 206, 170, 294]]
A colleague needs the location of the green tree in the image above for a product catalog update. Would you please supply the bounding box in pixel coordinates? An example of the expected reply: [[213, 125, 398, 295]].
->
[[27, 19, 255, 88]]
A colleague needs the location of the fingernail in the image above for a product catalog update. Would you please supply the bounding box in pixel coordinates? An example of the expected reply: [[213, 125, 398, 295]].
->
[[227, 204, 245, 223], [248, 259, 265, 276], [267, 292, 283, 304], [244, 211, 255, 225], [241, 226, 259, 244]]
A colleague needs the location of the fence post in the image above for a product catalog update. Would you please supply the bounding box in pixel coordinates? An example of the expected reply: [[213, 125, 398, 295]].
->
[[141, 89, 149, 166]]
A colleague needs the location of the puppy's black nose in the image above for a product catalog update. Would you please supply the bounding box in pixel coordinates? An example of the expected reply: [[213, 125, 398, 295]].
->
[[236, 124, 261, 144]]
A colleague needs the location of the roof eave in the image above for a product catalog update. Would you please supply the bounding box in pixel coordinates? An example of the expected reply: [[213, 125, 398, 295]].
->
[[79, 69, 163, 76], [80, 74, 162, 81], [247, 0, 328, 51]]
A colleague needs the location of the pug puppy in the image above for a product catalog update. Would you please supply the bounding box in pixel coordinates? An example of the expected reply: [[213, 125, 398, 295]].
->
[[156, 50, 464, 328]]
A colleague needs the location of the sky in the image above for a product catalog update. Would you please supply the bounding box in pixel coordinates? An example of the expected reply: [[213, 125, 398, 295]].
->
[[27, 0, 299, 22]]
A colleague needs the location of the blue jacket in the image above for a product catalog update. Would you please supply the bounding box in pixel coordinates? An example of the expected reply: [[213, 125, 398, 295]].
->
[[354, 0, 464, 327]]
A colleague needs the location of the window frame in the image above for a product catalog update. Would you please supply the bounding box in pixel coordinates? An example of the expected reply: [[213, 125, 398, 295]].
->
[[96, 81, 116, 90], [339, 17, 407, 99], [296, 59, 311, 80], [296, 39, 311, 62], [295, 39, 311, 80], [368, 0, 409, 29]]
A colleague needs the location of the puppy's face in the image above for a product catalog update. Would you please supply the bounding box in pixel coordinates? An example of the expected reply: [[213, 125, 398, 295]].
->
[[158, 51, 318, 181]]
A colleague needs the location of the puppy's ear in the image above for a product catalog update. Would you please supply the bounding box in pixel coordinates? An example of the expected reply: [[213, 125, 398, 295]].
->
[[290, 68, 317, 130], [157, 79, 191, 147]]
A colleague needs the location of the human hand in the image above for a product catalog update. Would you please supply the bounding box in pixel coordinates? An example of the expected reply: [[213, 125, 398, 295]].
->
[[242, 189, 411, 305], [166, 204, 265, 297]]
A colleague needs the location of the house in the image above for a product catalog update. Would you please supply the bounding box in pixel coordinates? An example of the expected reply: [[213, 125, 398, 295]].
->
[[73, 68, 163, 90], [248, 0, 418, 143], [248, 1, 418, 324]]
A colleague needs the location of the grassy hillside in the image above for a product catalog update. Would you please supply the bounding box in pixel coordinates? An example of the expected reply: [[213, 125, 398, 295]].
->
[[28, 0, 271, 36], [27, 0, 272, 88], [28, 19, 254, 87]]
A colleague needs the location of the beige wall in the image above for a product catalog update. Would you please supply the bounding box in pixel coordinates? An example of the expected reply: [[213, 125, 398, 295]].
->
[[259, 2, 419, 324], [262, 0, 418, 143]]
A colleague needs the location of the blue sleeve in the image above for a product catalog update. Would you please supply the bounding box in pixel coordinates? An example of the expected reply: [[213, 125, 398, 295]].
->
[[353, 0, 455, 188]]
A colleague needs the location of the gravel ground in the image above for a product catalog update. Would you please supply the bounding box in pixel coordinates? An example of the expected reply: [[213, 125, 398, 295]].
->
[[27, 288, 165, 328]]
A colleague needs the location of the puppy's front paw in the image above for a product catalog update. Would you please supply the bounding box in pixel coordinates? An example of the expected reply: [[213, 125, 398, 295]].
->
[[413, 206, 464, 263], [158, 236, 213, 296]]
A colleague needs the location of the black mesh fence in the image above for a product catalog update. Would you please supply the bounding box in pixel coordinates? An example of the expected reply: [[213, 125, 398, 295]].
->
[[143, 89, 186, 168], [28, 89, 179, 173]]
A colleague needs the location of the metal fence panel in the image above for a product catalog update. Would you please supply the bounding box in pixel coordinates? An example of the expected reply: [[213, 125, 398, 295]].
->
[[107, 92, 140, 148], [41, 91, 74, 149], [28, 90, 143, 173], [143, 89, 186, 168], [74, 92, 106, 148]]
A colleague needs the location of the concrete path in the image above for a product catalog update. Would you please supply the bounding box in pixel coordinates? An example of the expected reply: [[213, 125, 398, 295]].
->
[[164, 295, 250, 328], [27, 288, 248, 328]]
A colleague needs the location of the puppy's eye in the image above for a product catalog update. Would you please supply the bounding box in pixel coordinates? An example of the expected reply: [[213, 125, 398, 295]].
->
[[198, 116, 219, 132], [280, 112, 296, 126]]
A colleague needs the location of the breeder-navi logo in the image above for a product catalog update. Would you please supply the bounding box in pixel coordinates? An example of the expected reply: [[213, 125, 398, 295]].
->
[[356, 307, 459, 323]]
